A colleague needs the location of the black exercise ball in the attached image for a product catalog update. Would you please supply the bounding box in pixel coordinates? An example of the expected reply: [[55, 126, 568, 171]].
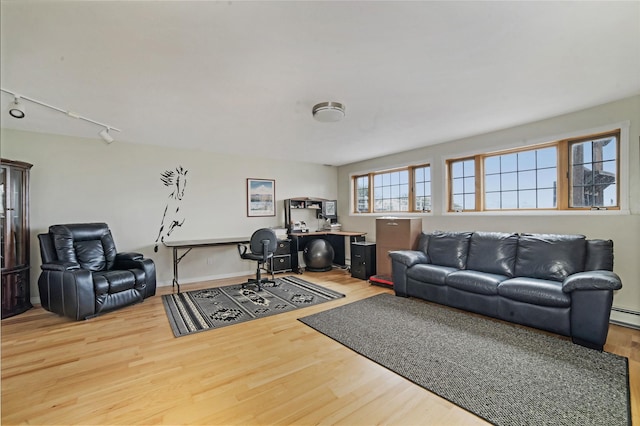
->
[[303, 239, 335, 272]]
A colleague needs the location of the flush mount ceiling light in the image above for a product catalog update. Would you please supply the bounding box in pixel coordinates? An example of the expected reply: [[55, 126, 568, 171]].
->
[[8, 96, 25, 119], [312, 101, 345, 122], [1, 87, 121, 143]]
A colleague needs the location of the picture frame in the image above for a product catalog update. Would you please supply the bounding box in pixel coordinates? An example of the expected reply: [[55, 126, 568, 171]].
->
[[246, 178, 276, 217]]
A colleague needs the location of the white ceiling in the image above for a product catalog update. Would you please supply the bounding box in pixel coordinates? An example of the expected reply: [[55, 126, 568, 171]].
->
[[1, 1, 639, 166]]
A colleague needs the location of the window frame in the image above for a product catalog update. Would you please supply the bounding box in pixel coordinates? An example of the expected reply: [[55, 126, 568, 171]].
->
[[351, 163, 432, 214], [445, 129, 621, 213]]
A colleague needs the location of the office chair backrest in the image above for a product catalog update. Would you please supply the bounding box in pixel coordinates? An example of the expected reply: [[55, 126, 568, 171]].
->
[[250, 228, 277, 255]]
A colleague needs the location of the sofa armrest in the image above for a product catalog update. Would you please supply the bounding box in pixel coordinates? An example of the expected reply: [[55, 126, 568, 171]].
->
[[388, 250, 429, 268], [115, 252, 144, 261], [40, 261, 81, 271], [562, 271, 622, 293]]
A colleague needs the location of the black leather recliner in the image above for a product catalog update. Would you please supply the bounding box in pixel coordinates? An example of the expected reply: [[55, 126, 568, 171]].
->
[[37, 223, 156, 320]]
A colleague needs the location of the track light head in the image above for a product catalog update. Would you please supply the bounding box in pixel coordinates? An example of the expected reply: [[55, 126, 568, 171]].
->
[[8, 97, 25, 119], [99, 128, 114, 143]]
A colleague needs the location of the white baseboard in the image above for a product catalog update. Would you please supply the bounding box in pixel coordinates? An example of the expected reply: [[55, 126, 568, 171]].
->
[[610, 308, 640, 329]]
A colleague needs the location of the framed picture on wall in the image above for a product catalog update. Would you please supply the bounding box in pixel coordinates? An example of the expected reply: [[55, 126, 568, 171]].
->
[[247, 178, 276, 217]]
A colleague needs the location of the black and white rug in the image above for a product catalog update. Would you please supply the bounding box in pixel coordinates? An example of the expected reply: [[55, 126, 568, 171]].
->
[[163, 275, 344, 337], [299, 293, 630, 426]]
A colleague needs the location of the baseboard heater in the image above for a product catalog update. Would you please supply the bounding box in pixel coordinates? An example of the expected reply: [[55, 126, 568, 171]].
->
[[610, 306, 640, 330]]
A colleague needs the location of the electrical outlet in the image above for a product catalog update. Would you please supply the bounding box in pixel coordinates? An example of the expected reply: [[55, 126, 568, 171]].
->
[[206, 257, 214, 265]]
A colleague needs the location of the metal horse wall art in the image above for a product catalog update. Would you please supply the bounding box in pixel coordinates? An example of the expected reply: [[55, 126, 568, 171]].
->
[[154, 166, 188, 252]]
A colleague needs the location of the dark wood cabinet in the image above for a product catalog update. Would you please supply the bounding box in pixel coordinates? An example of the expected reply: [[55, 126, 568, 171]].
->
[[1, 159, 33, 319], [351, 242, 376, 280]]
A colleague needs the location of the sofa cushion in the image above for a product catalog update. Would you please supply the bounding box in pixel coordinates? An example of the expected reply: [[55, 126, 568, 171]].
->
[[427, 231, 472, 269], [466, 232, 518, 277], [407, 264, 457, 286], [498, 277, 571, 307], [514, 233, 586, 282], [585, 239, 614, 271], [446, 270, 507, 295], [417, 232, 430, 255]]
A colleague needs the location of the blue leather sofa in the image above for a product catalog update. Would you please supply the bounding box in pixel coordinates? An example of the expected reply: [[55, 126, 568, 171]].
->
[[389, 231, 622, 350]]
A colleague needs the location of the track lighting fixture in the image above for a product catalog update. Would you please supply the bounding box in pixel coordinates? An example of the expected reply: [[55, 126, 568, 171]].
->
[[8, 97, 25, 119], [1, 87, 121, 143], [99, 128, 114, 143]]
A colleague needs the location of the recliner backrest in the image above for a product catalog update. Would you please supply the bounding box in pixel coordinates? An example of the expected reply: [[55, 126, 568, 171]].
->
[[427, 231, 472, 269], [49, 223, 117, 271], [466, 232, 519, 277], [515, 233, 586, 282]]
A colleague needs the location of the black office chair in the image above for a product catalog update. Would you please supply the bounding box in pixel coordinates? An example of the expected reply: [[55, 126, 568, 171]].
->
[[237, 228, 278, 290]]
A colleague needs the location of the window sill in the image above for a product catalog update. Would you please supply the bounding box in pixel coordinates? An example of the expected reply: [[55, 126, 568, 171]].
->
[[442, 209, 630, 217]]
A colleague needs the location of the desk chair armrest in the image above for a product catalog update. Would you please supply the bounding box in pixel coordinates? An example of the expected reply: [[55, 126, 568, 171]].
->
[[237, 243, 248, 257]]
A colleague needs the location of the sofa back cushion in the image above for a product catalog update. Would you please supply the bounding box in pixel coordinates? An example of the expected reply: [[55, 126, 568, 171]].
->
[[427, 231, 472, 269], [417, 232, 430, 255], [585, 239, 614, 271], [466, 232, 518, 277], [515, 233, 586, 282]]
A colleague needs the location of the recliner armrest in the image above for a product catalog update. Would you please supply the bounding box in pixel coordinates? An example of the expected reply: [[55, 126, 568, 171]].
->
[[562, 270, 622, 293], [389, 250, 429, 268], [115, 252, 144, 261], [40, 261, 81, 271]]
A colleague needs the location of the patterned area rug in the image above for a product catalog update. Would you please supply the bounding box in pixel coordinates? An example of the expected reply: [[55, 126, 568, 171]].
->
[[162, 275, 344, 337], [299, 293, 630, 426]]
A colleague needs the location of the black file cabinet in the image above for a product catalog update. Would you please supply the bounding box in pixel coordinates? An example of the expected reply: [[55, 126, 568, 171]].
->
[[351, 242, 376, 280], [269, 239, 292, 274]]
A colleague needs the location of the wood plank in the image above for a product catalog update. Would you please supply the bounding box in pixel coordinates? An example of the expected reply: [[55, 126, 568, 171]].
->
[[2, 270, 637, 425]]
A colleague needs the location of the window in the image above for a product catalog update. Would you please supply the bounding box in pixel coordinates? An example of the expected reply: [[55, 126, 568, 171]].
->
[[352, 164, 431, 213], [446, 130, 620, 212], [484, 146, 557, 210], [414, 165, 432, 212], [569, 135, 617, 208], [449, 158, 476, 211]]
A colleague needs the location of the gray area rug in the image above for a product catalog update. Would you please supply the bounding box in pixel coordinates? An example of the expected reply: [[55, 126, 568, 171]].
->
[[163, 276, 344, 337], [299, 293, 630, 426]]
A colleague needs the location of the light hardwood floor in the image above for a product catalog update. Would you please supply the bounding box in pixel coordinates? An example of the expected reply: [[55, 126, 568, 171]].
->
[[2, 269, 638, 425]]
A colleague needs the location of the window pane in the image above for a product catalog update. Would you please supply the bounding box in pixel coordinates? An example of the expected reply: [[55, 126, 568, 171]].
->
[[485, 174, 500, 192], [463, 160, 475, 176], [569, 134, 618, 208], [453, 177, 464, 194], [452, 194, 464, 211], [423, 167, 431, 181], [390, 172, 399, 185], [415, 182, 424, 196], [501, 172, 517, 191], [485, 156, 500, 174], [519, 190, 536, 208], [518, 151, 536, 171], [537, 189, 556, 208], [501, 154, 517, 172], [464, 194, 475, 210], [452, 161, 463, 176], [599, 138, 616, 161], [485, 192, 500, 209], [537, 168, 556, 189], [501, 191, 517, 209], [463, 177, 475, 192], [537, 147, 557, 168], [518, 170, 536, 190]]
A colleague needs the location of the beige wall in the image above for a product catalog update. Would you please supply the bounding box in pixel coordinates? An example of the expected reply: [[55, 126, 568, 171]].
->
[[338, 95, 640, 326], [0, 129, 338, 299]]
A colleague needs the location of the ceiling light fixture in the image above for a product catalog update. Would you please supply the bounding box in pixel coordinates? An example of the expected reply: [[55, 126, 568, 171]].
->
[[1, 87, 121, 143], [312, 101, 345, 122], [99, 128, 114, 144], [8, 96, 25, 119]]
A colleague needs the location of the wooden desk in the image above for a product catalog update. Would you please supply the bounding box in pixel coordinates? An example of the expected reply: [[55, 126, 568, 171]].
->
[[163, 237, 250, 292], [288, 230, 366, 271]]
